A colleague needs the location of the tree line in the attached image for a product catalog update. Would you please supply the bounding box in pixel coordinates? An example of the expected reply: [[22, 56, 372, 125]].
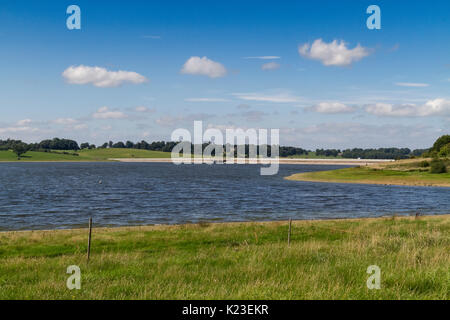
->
[[0, 137, 431, 159]]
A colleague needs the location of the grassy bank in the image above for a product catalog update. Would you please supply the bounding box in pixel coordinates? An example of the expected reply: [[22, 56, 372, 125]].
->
[[286, 159, 450, 187], [0, 215, 448, 299], [0, 148, 172, 162]]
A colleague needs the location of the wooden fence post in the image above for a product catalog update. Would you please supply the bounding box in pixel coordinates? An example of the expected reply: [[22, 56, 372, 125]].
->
[[288, 219, 292, 246], [87, 217, 92, 262]]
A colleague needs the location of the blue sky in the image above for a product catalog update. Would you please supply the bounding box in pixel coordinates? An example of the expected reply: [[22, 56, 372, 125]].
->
[[0, 0, 449, 149]]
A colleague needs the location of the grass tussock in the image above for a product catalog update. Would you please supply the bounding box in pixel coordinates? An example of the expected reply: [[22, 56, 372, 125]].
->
[[0, 215, 449, 299]]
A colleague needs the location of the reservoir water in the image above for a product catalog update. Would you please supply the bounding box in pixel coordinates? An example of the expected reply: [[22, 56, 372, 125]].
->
[[0, 162, 449, 230]]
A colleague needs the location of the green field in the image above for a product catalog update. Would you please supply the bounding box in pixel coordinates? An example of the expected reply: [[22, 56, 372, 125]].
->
[[0, 148, 172, 162], [0, 215, 448, 299], [286, 160, 450, 187]]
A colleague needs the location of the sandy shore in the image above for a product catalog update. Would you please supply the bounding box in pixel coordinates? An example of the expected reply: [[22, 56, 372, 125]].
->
[[109, 158, 394, 166]]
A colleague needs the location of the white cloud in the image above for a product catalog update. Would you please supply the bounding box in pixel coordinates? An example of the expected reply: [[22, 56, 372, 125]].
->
[[243, 56, 281, 60], [422, 98, 450, 116], [53, 118, 78, 125], [0, 126, 38, 134], [298, 39, 370, 66], [93, 107, 127, 119], [134, 106, 155, 113], [310, 102, 354, 114], [395, 82, 430, 87], [232, 92, 302, 103], [365, 98, 450, 117], [184, 98, 230, 102], [180, 56, 227, 78], [261, 62, 280, 71], [62, 65, 148, 88], [17, 119, 32, 126]]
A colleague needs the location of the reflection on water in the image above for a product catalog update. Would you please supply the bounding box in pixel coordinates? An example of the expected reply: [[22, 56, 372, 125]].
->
[[0, 162, 448, 230]]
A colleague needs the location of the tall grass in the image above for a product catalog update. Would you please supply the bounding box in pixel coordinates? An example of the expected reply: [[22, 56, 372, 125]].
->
[[0, 216, 448, 299]]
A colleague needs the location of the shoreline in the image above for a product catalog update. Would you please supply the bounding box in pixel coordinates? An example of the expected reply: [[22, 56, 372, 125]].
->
[[109, 158, 394, 165], [285, 175, 450, 188], [0, 158, 394, 165], [2, 213, 447, 234], [286, 163, 450, 188]]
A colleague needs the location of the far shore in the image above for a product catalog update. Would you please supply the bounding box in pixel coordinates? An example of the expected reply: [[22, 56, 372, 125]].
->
[[286, 158, 450, 188], [0, 158, 395, 165], [109, 158, 394, 165]]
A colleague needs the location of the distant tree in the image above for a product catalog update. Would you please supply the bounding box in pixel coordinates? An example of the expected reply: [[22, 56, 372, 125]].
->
[[89, 144, 96, 149], [12, 142, 28, 159], [431, 135, 450, 153], [112, 141, 125, 148], [125, 141, 134, 149], [101, 143, 108, 149], [438, 143, 450, 157], [80, 143, 90, 149], [108, 141, 113, 148], [38, 138, 79, 150]]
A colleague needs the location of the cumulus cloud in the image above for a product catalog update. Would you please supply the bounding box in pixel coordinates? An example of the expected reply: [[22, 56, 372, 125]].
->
[[309, 102, 354, 114], [365, 99, 450, 117], [298, 39, 370, 66], [232, 92, 302, 103], [93, 107, 127, 119], [261, 62, 280, 71], [180, 56, 227, 78], [62, 65, 148, 87], [395, 82, 429, 87]]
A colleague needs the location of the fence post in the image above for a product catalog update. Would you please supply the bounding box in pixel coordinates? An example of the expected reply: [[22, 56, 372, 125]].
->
[[288, 218, 292, 246], [87, 217, 92, 262]]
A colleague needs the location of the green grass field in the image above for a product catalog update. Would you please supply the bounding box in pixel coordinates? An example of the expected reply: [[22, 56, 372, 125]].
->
[[286, 161, 450, 187], [0, 215, 448, 299], [0, 148, 172, 162]]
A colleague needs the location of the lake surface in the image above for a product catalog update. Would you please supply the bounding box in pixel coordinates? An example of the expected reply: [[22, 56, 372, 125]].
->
[[0, 162, 449, 231]]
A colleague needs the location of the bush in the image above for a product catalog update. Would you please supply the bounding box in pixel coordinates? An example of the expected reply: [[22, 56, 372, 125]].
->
[[431, 135, 450, 153], [419, 160, 430, 168], [438, 143, 450, 157], [430, 159, 447, 174]]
